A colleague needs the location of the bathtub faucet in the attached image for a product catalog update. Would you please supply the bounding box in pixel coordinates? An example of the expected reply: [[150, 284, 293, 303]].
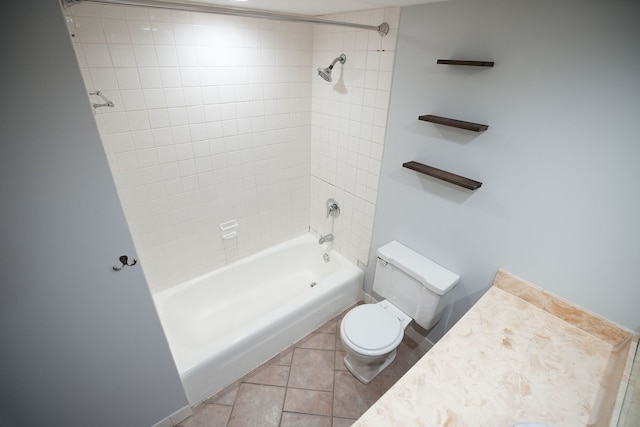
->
[[319, 234, 334, 244]]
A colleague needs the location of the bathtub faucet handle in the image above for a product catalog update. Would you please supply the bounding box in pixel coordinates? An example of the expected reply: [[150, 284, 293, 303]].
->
[[326, 198, 340, 218]]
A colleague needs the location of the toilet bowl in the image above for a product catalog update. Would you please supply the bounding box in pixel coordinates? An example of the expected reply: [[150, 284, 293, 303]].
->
[[340, 300, 411, 384], [339, 240, 460, 384]]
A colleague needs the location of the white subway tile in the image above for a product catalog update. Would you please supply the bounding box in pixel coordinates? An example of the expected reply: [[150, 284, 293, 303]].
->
[[176, 46, 198, 67], [167, 107, 188, 126], [98, 4, 125, 19], [160, 163, 180, 180], [133, 45, 158, 66], [83, 44, 112, 67], [156, 146, 177, 164], [121, 89, 146, 111], [189, 124, 207, 141], [114, 151, 139, 171], [164, 88, 186, 107], [109, 45, 136, 67], [160, 67, 182, 88], [125, 110, 151, 131], [137, 149, 159, 168], [156, 45, 179, 66], [138, 67, 162, 88], [128, 21, 154, 45], [70, 3, 99, 17], [180, 67, 200, 87], [102, 112, 130, 133], [124, 7, 149, 21], [103, 19, 131, 44], [148, 109, 170, 128], [183, 87, 203, 106], [152, 22, 175, 45], [74, 17, 106, 43], [89, 68, 119, 90], [152, 127, 173, 146], [142, 88, 166, 108], [148, 8, 172, 22], [115, 68, 141, 89], [178, 159, 197, 176], [131, 129, 154, 149]]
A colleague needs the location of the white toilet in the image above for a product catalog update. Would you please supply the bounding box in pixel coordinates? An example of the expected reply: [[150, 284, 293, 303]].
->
[[340, 241, 460, 384]]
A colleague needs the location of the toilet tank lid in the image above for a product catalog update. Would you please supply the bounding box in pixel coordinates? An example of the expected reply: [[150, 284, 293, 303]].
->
[[377, 241, 460, 295]]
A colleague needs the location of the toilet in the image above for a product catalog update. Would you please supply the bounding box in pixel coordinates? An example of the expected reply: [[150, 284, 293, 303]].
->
[[340, 241, 460, 384]]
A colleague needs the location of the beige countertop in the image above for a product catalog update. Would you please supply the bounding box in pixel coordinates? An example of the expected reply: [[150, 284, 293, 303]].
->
[[354, 269, 635, 427]]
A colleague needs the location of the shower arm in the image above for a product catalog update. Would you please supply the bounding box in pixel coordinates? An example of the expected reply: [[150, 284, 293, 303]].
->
[[62, 0, 390, 36], [327, 56, 343, 70]]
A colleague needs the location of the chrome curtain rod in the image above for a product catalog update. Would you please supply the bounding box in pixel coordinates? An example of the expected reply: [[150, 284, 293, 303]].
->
[[62, 0, 390, 36]]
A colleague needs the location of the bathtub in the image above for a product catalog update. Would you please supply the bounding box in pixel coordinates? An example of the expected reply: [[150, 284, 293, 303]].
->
[[153, 233, 363, 405]]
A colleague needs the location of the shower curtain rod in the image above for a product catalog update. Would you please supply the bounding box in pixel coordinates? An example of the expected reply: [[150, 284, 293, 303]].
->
[[62, 0, 390, 36]]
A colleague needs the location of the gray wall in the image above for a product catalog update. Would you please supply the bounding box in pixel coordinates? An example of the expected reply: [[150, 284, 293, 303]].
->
[[368, 0, 640, 341], [0, 1, 188, 426]]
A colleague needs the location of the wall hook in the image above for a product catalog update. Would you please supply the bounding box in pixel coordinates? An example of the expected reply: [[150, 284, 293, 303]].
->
[[112, 255, 137, 271]]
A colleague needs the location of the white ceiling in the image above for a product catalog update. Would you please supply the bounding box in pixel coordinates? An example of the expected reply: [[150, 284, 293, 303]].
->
[[188, 0, 444, 16]]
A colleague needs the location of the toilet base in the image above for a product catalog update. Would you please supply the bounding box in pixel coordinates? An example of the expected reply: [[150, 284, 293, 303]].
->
[[343, 349, 397, 384]]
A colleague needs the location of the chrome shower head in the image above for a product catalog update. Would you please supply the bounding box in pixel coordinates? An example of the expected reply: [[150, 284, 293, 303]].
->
[[317, 54, 346, 83]]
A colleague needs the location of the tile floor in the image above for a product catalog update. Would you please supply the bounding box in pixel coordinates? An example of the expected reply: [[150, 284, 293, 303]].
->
[[177, 303, 430, 427]]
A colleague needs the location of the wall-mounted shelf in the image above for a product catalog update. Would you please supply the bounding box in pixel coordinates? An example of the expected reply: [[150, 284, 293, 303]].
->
[[437, 59, 494, 67], [419, 114, 488, 132], [403, 161, 482, 190]]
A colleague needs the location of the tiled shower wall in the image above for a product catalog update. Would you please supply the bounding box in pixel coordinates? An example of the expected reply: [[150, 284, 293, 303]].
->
[[310, 8, 400, 265], [65, 3, 312, 292], [65, 3, 399, 292]]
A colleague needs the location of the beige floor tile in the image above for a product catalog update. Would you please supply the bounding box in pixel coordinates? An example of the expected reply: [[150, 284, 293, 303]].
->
[[177, 404, 232, 427], [227, 383, 286, 427], [332, 417, 356, 427], [288, 348, 335, 391], [378, 373, 402, 394], [204, 380, 240, 406], [243, 364, 290, 387], [335, 322, 345, 352], [333, 371, 382, 419], [181, 302, 431, 427], [283, 388, 333, 416], [280, 412, 332, 427], [316, 318, 338, 334], [335, 351, 347, 371], [269, 346, 294, 366], [296, 332, 336, 350]]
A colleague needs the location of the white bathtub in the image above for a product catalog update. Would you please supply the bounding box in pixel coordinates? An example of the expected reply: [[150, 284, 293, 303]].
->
[[153, 233, 363, 405]]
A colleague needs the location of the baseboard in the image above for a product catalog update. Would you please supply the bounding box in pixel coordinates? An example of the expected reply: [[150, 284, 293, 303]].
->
[[151, 405, 193, 427]]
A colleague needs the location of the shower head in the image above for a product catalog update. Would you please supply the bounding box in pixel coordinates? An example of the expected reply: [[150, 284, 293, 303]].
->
[[317, 54, 346, 83]]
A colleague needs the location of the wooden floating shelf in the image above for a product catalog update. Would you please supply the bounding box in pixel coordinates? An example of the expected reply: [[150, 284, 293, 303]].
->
[[403, 161, 482, 190], [419, 114, 488, 132], [437, 59, 494, 67]]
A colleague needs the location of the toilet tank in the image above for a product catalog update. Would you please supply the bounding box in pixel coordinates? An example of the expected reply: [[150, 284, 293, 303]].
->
[[372, 241, 460, 330]]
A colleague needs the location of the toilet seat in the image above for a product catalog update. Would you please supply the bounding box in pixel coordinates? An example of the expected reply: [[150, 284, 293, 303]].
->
[[341, 304, 404, 357]]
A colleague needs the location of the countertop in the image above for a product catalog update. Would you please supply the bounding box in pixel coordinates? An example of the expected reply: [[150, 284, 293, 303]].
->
[[354, 269, 635, 427]]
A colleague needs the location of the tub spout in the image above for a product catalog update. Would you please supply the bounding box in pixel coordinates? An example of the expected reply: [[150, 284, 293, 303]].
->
[[319, 234, 334, 244]]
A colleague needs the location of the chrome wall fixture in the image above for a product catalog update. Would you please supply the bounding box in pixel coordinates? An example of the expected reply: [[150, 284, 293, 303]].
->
[[61, 0, 389, 36], [326, 198, 340, 218], [90, 91, 115, 109], [317, 54, 346, 83]]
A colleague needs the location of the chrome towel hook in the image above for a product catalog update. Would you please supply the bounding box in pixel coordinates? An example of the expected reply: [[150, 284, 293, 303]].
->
[[113, 255, 137, 271]]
